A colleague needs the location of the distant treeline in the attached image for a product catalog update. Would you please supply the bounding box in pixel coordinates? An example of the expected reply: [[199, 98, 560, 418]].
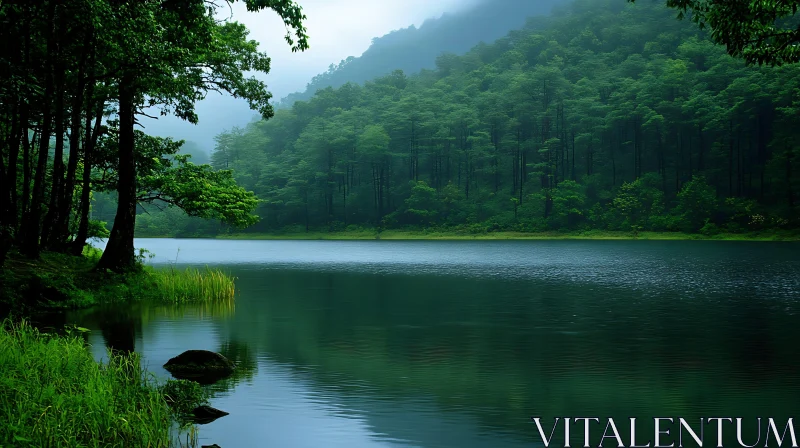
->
[[137, 0, 799, 237]]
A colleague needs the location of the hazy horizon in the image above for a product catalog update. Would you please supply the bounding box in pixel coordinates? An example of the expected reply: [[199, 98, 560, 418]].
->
[[140, 0, 484, 153]]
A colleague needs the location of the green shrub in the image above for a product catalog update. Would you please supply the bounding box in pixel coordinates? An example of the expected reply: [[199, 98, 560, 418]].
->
[[700, 219, 721, 236]]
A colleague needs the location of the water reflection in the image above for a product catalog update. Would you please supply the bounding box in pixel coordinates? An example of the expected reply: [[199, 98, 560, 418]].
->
[[60, 240, 800, 447]]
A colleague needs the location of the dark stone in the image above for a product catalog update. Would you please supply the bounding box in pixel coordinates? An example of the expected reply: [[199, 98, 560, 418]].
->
[[201, 445, 222, 448], [191, 405, 229, 425], [164, 350, 235, 375]]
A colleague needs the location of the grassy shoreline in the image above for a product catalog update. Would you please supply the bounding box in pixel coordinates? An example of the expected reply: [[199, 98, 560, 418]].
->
[[0, 249, 232, 447], [0, 320, 174, 446], [138, 229, 800, 242], [0, 319, 213, 447], [0, 248, 237, 313]]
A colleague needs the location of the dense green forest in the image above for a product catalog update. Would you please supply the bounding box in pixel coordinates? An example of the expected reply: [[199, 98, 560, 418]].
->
[[278, 0, 559, 107], [138, 0, 800, 237], [0, 0, 306, 271]]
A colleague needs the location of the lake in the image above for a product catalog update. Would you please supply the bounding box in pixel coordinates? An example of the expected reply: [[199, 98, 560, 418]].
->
[[61, 239, 800, 447]]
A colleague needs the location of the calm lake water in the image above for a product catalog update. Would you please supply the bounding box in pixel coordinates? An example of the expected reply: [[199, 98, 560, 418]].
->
[[61, 239, 800, 447]]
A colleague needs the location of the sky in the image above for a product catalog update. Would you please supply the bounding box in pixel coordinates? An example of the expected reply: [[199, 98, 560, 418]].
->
[[141, 0, 481, 153]]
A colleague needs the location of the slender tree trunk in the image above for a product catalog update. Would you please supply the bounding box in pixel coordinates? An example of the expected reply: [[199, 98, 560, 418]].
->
[[3, 105, 21, 226], [676, 128, 682, 193], [22, 7, 56, 259], [304, 189, 309, 232], [55, 36, 90, 250], [513, 128, 520, 195], [0, 107, 20, 266], [21, 130, 34, 229], [72, 97, 103, 256], [728, 120, 734, 197], [342, 178, 347, 227], [697, 123, 705, 172], [657, 125, 666, 193], [97, 76, 137, 272], [42, 64, 67, 247], [787, 147, 794, 209], [571, 130, 576, 181]]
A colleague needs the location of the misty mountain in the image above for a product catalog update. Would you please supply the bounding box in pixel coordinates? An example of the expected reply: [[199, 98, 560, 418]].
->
[[178, 141, 210, 165], [278, 0, 560, 107]]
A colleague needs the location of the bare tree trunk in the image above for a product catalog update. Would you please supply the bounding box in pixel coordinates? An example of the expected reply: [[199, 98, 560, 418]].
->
[[42, 63, 67, 248], [72, 96, 103, 255], [22, 4, 56, 259], [97, 76, 137, 272]]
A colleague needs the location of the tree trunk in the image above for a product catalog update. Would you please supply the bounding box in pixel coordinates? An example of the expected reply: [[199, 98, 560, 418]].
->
[[42, 63, 67, 248], [55, 35, 90, 251], [787, 147, 794, 209], [0, 106, 20, 266], [697, 123, 705, 171], [97, 76, 137, 272], [21, 12, 55, 259], [20, 129, 34, 230], [72, 97, 103, 256], [728, 120, 734, 197], [2, 105, 21, 228]]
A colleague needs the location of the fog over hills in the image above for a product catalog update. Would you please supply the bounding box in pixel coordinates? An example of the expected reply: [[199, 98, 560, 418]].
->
[[139, 0, 559, 154], [278, 0, 560, 107]]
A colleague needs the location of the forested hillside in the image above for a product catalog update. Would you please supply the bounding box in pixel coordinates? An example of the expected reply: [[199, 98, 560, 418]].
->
[[137, 0, 800, 237], [278, 0, 559, 107]]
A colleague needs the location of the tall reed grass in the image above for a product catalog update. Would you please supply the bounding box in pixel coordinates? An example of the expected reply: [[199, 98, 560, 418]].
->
[[151, 266, 236, 304], [0, 319, 173, 447]]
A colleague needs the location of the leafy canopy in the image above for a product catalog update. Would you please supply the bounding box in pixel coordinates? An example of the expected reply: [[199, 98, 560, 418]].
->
[[94, 124, 260, 228], [629, 0, 800, 65]]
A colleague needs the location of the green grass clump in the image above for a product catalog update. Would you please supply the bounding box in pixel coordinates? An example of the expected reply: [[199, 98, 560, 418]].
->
[[0, 319, 173, 447], [159, 379, 209, 419], [151, 267, 236, 304]]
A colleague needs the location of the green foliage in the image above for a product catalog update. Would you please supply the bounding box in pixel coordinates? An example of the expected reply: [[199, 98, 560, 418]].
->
[[151, 266, 237, 304], [722, 197, 761, 231], [396, 181, 441, 225], [544, 181, 587, 230], [0, 320, 173, 446], [136, 206, 227, 238], [674, 176, 718, 232], [611, 174, 666, 229], [630, 0, 800, 66], [96, 129, 260, 228], [0, 0, 309, 271], [87, 220, 111, 239], [159, 379, 209, 417], [141, 162, 260, 228], [143, 0, 799, 238]]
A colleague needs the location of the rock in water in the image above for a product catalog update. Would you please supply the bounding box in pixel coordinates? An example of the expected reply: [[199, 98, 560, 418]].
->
[[164, 350, 235, 373], [201, 445, 222, 448], [164, 350, 235, 384], [191, 405, 230, 425]]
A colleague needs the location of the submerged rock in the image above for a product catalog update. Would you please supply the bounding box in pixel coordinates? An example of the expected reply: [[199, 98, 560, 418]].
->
[[164, 350, 235, 384], [201, 445, 222, 448], [191, 405, 229, 425]]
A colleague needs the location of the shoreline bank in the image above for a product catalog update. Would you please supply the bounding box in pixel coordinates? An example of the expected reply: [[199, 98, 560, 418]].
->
[[135, 229, 800, 242]]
